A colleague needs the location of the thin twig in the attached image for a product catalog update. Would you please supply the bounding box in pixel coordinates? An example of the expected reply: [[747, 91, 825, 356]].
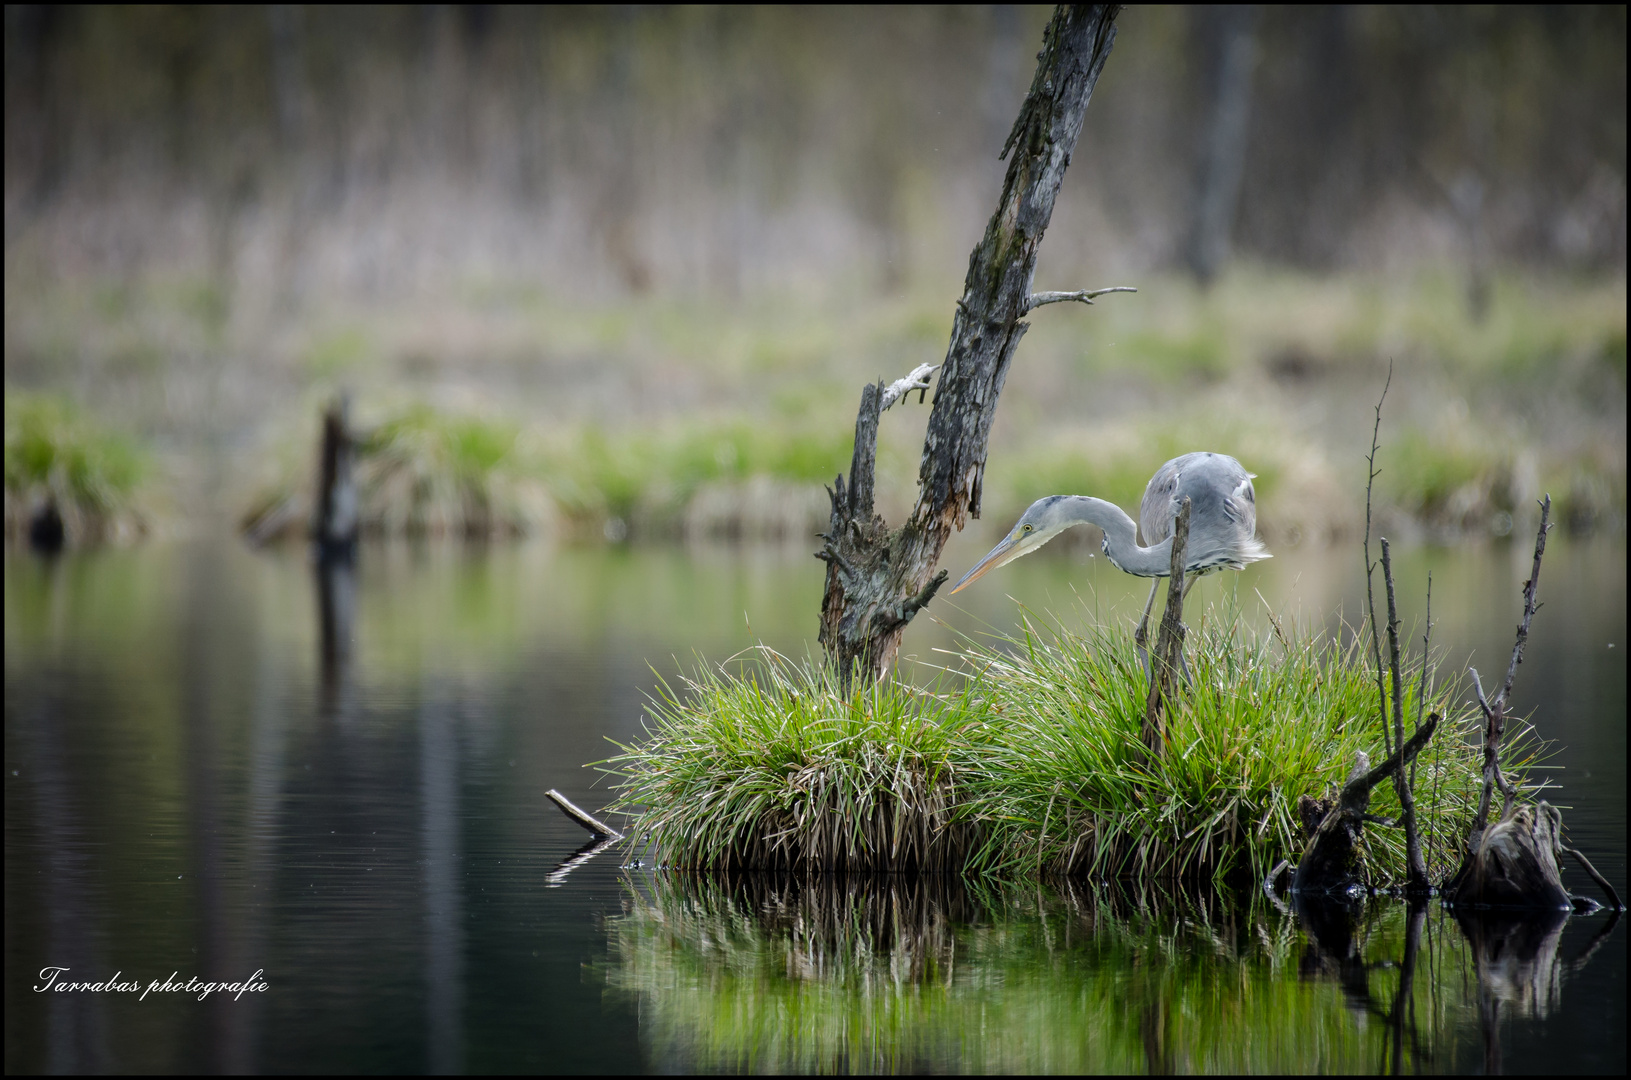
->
[[1501, 495, 1552, 706], [1420, 572, 1439, 870], [1363, 366, 1393, 758], [1022, 286, 1139, 313]]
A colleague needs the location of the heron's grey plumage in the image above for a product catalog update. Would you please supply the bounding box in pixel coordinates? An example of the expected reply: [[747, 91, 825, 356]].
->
[[948, 451, 1269, 594]]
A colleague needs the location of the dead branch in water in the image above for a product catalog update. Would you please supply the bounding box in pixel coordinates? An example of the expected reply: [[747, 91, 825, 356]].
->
[[1441, 495, 1619, 910]]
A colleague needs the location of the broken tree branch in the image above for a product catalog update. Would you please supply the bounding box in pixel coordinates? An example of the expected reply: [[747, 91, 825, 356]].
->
[[1142, 496, 1191, 758], [546, 789, 624, 840], [879, 363, 939, 411], [1022, 285, 1138, 313], [1381, 538, 1429, 892], [1292, 713, 1440, 896]]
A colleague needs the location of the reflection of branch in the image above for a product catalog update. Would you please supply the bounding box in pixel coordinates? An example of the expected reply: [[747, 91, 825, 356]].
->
[[1567, 909, 1621, 971], [546, 788, 623, 839], [546, 836, 620, 887]]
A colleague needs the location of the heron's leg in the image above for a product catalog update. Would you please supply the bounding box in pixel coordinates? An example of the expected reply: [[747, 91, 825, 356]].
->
[[1134, 579, 1160, 683]]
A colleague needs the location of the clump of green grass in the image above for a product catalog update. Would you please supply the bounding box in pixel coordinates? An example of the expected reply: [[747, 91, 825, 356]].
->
[[241, 401, 553, 540], [955, 614, 1491, 884], [542, 421, 850, 539], [608, 613, 1506, 884], [607, 648, 983, 872], [356, 404, 547, 536], [3, 392, 148, 545]]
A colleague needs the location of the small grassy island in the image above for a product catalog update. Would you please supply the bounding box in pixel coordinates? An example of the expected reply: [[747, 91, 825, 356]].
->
[[607, 611, 1502, 885]]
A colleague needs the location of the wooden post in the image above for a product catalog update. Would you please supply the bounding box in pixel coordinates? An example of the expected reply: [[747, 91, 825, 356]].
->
[[818, 4, 1124, 684], [312, 395, 358, 560]]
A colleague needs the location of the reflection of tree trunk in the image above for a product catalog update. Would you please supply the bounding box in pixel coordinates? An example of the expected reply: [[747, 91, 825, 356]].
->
[[420, 683, 464, 1075], [1187, 5, 1258, 286], [316, 556, 356, 713], [1385, 900, 1428, 1075], [1139, 990, 1175, 1075]]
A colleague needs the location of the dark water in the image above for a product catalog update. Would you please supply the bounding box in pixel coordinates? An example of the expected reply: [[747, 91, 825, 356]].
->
[[4, 535, 1624, 1073]]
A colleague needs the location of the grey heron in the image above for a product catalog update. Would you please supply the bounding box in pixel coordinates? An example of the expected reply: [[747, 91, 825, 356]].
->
[[948, 451, 1270, 670]]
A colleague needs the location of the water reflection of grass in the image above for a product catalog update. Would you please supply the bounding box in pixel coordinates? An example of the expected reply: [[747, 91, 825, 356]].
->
[[609, 616, 1500, 883], [604, 874, 1480, 1073]]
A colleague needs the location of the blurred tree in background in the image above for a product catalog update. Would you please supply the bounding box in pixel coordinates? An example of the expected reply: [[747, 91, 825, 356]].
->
[[3, 6, 1624, 543], [5, 5, 1623, 300]]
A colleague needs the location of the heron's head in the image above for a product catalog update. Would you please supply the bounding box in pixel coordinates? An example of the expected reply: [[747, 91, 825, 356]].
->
[[948, 497, 1077, 595]]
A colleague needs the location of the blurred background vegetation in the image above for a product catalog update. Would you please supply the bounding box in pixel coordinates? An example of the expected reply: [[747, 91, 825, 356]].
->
[[3, 5, 1624, 546]]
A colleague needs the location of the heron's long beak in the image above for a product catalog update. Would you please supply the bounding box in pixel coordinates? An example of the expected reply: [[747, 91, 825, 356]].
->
[[949, 532, 1029, 594]]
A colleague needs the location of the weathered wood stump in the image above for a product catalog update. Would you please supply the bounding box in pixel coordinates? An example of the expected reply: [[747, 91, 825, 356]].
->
[[1291, 714, 1439, 896], [1440, 496, 1622, 911]]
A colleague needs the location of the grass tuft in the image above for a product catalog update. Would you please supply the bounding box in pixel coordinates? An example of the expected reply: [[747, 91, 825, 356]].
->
[[953, 613, 1492, 883], [608, 648, 984, 872], [3, 392, 148, 545], [607, 612, 1514, 884]]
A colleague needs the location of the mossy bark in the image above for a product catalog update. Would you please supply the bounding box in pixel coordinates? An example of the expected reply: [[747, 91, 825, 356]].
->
[[819, 4, 1122, 683]]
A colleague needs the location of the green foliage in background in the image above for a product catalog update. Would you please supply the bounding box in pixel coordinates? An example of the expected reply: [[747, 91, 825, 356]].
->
[[3, 392, 147, 543], [607, 612, 1499, 884]]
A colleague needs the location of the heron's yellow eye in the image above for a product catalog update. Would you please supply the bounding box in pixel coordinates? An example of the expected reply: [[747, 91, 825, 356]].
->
[[1021, 524, 1032, 533]]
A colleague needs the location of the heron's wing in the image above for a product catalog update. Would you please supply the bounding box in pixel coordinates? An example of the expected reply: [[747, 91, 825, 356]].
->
[[1138, 455, 1188, 546], [1143, 452, 1266, 566]]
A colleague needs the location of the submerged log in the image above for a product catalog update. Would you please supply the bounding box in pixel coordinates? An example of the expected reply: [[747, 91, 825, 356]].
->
[[1291, 714, 1439, 896]]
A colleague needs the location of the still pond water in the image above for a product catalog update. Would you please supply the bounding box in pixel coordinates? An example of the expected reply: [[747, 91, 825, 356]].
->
[[4, 533, 1625, 1073]]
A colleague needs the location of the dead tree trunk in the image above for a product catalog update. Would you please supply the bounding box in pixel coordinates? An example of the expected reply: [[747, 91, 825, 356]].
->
[[1291, 713, 1439, 896], [818, 4, 1124, 684], [312, 395, 358, 561]]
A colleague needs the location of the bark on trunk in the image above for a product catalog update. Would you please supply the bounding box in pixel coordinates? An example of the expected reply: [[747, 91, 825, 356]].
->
[[1291, 713, 1438, 896], [818, 4, 1122, 683]]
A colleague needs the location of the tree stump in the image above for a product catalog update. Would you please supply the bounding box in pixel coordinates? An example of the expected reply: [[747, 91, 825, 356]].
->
[[1291, 714, 1439, 896]]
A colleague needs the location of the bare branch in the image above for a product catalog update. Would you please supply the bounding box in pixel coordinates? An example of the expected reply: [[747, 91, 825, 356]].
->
[[545, 789, 623, 839], [1500, 494, 1552, 705], [1363, 365, 1394, 758], [1022, 286, 1138, 313], [879, 363, 939, 411]]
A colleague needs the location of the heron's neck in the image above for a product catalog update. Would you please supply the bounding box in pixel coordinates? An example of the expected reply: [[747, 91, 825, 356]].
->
[[1065, 497, 1173, 577]]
